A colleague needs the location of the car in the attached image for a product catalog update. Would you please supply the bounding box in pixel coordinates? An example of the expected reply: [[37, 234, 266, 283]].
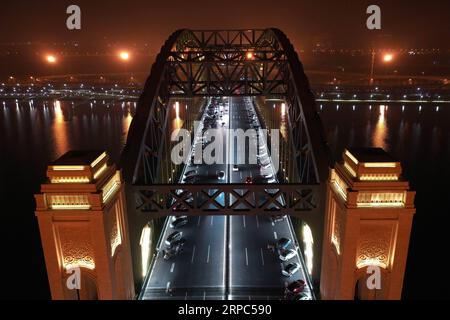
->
[[165, 231, 183, 246], [257, 152, 268, 159], [217, 171, 225, 180], [277, 237, 292, 250], [175, 190, 192, 198], [170, 217, 188, 229], [279, 249, 297, 261], [184, 174, 197, 182], [184, 170, 197, 177], [167, 238, 186, 249], [172, 215, 187, 221], [232, 164, 239, 172], [261, 163, 271, 169], [291, 292, 311, 300], [271, 214, 285, 223], [285, 279, 306, 295], [162, 244, 184, 260], [245, 176, 253, 184], [282, 263, 300, 277]]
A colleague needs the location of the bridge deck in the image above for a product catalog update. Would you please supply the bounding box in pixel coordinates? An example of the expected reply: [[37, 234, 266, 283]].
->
[[140, 96, 313, 300]]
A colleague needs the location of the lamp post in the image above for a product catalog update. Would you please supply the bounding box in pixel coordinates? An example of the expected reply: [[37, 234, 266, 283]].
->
[[369, 51, 394, 85]]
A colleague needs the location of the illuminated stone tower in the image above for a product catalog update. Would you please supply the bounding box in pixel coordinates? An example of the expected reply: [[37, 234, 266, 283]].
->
[[320, 148, 415, 300], [35, 151, 134, 300]]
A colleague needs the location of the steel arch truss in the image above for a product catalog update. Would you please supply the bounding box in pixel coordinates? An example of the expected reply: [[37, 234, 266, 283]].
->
[[121, 29, 330, 185]]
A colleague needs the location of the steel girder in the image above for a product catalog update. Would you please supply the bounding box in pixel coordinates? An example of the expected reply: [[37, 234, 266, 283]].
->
[[120, 29, 330, 185], [120, 29, 331, 288], [132, 183, 321, 218]]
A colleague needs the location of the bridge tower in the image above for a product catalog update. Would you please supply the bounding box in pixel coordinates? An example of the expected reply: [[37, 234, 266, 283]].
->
[[320, 148, 415, 300], [35, 151, 134, 300]]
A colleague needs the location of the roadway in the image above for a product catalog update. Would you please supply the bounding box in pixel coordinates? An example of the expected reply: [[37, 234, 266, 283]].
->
[[140, 96, 312, 300]]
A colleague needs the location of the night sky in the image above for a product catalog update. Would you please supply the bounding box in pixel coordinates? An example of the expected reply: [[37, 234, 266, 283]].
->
[[1, 0, 450, 50]]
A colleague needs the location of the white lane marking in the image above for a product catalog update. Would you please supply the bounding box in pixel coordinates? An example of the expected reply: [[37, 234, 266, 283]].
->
[[245, 247, 249, 266], [255, 215, 259, 228], [230, 215, 234, 288], [206, 244, 211, 263], [210, 216, 214, 226], [170, 262, 175, 273], [223, 213, 227, 288], [197, 216, 201, 227], [271, 221, 275, 227], [274, 231, 278, 239], [203, 291, 206, 300], [166, 281, 171, 292], [191, 245, 196, 264], [260, 248, 265, 266], [243, 215, 246, 228], [185, 291, 188, 300]]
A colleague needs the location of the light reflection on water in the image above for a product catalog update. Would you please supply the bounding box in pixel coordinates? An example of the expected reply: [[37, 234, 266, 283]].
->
[[1, 100, 448, 171], [0, 100, 136, 164], [373, 104, 387, 149], [53, 100, 69, 155], [317, 103, 450, 169], [318, 102, 450, 300], [0, 99, 449, 299]]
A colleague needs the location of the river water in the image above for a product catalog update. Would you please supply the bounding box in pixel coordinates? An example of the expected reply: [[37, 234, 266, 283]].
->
[[1, 99, 448, 299]]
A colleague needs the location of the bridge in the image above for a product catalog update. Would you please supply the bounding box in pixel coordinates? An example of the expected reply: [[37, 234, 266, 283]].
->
[[34, 29, 415, 301], [119, 29, 330, 299]]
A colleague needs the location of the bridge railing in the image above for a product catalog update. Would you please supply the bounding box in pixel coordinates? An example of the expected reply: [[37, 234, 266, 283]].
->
[[131, 183, 321, 217]]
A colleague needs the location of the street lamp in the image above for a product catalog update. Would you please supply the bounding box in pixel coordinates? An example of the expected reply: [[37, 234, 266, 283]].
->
[[118, 51, 130, 61], [46, 55, 57, 64], [383, 53, 394, 62], [369, 51, 395, 85]]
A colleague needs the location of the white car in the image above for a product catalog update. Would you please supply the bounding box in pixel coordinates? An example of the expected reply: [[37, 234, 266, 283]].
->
[[257, 153, 268, 159], [282, 263, 300, 277], [279, 249, 297, 261], [232, 164, 239, 172]]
